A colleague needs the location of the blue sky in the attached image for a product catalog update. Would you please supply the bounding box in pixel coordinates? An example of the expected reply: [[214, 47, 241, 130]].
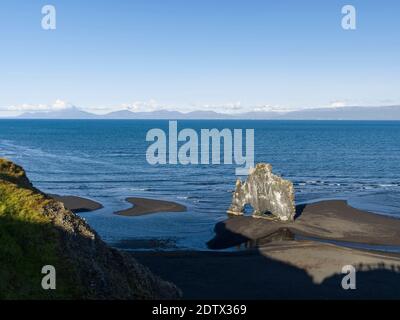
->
[[0, 0, 399, 115]]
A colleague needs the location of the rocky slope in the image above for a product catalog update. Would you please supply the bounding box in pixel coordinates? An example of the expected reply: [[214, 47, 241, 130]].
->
[[0, 158, 181, 299]]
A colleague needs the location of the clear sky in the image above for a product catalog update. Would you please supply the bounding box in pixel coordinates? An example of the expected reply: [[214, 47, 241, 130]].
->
[[1, 0, 399, 115]]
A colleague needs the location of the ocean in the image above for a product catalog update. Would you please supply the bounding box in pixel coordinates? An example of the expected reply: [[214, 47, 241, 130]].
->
[[1, 120, 400, 250]]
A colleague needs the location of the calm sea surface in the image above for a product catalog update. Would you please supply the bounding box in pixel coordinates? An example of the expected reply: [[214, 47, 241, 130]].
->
[[1, 120, 400, 250]]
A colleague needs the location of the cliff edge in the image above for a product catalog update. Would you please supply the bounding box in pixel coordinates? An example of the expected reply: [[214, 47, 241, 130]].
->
[[0, 158, 181, 299]]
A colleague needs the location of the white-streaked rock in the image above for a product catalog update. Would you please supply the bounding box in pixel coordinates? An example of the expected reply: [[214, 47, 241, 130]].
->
[[227, 163, 296, 221]]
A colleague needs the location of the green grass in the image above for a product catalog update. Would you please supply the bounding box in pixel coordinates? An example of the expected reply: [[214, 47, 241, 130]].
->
[[0, 159, 30, 187], [0, 159, 81, 299]]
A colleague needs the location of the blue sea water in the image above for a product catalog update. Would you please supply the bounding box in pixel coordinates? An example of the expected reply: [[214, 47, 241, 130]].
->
[[1, 120, 400, 250]]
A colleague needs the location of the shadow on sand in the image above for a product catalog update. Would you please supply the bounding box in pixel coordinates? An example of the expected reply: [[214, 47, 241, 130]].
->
[[135, 244, 400, 299], [134, 201, 400, 299]]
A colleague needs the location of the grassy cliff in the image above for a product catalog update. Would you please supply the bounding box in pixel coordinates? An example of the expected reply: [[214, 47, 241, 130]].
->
[[0, 160, 80, 299], [0, 158, 180, 299]]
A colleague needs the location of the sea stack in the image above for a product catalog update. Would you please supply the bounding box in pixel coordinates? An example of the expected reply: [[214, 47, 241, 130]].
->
[[227, 163, 296, 221]]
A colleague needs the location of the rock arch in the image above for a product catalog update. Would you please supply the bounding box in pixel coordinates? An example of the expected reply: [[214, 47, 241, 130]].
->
[[227, 163, 296, 222]]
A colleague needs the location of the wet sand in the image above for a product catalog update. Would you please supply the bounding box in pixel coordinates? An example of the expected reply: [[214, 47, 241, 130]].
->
[[115, 197, 187, 216], [134, 241, 400, 299], [132, 200, 400, 299], [47, 194, 400, 298], [210, 200, 400, 247], [49, 194, 103, 213]]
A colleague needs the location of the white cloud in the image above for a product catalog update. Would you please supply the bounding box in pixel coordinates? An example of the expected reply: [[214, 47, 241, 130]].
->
[[190, 101, 243, 114], [0, 99, 74, 112], [250, 104, 294, 113], [3, 99, 298, 115], [95, 100, 246, 114], [85, 100, 166, 115], [4, 98, 397, 118], [52, 99, 73, 110], [123, 99, 161, 112], [191, 102, 295, 114], [329, 101, 348, 108], [1, 103, 49, 112]]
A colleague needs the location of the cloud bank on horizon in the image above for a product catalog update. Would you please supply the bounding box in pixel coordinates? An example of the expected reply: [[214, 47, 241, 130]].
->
[[1, 99, 400, 118], [1, 0, 399, 116]]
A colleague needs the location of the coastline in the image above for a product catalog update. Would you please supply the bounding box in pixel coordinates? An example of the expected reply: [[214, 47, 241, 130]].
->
[[49, 194, 400, 249], [133, 242, 400, 299], [210, 200, 400, 248], [115, 197, 187, 216], [41, 192, 400, 298], [0, 158, 181, 299], [50, 194, 187, 217], [49, 194, 103, 213], [132, 199, 400, 299]]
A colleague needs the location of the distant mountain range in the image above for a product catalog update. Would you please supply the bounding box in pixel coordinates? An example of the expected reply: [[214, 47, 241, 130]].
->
[[14, 105, 400, 120], [18, 107, 96, 119]]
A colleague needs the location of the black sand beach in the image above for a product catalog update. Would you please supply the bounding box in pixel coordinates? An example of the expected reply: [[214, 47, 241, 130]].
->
[[134, 243, 400, 299], [115, 197, 187, 216], [49, 194, 103, 213], [133, 200, 400, 299], [211, 200, 400, 247], [47, 194, 400, 299]]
